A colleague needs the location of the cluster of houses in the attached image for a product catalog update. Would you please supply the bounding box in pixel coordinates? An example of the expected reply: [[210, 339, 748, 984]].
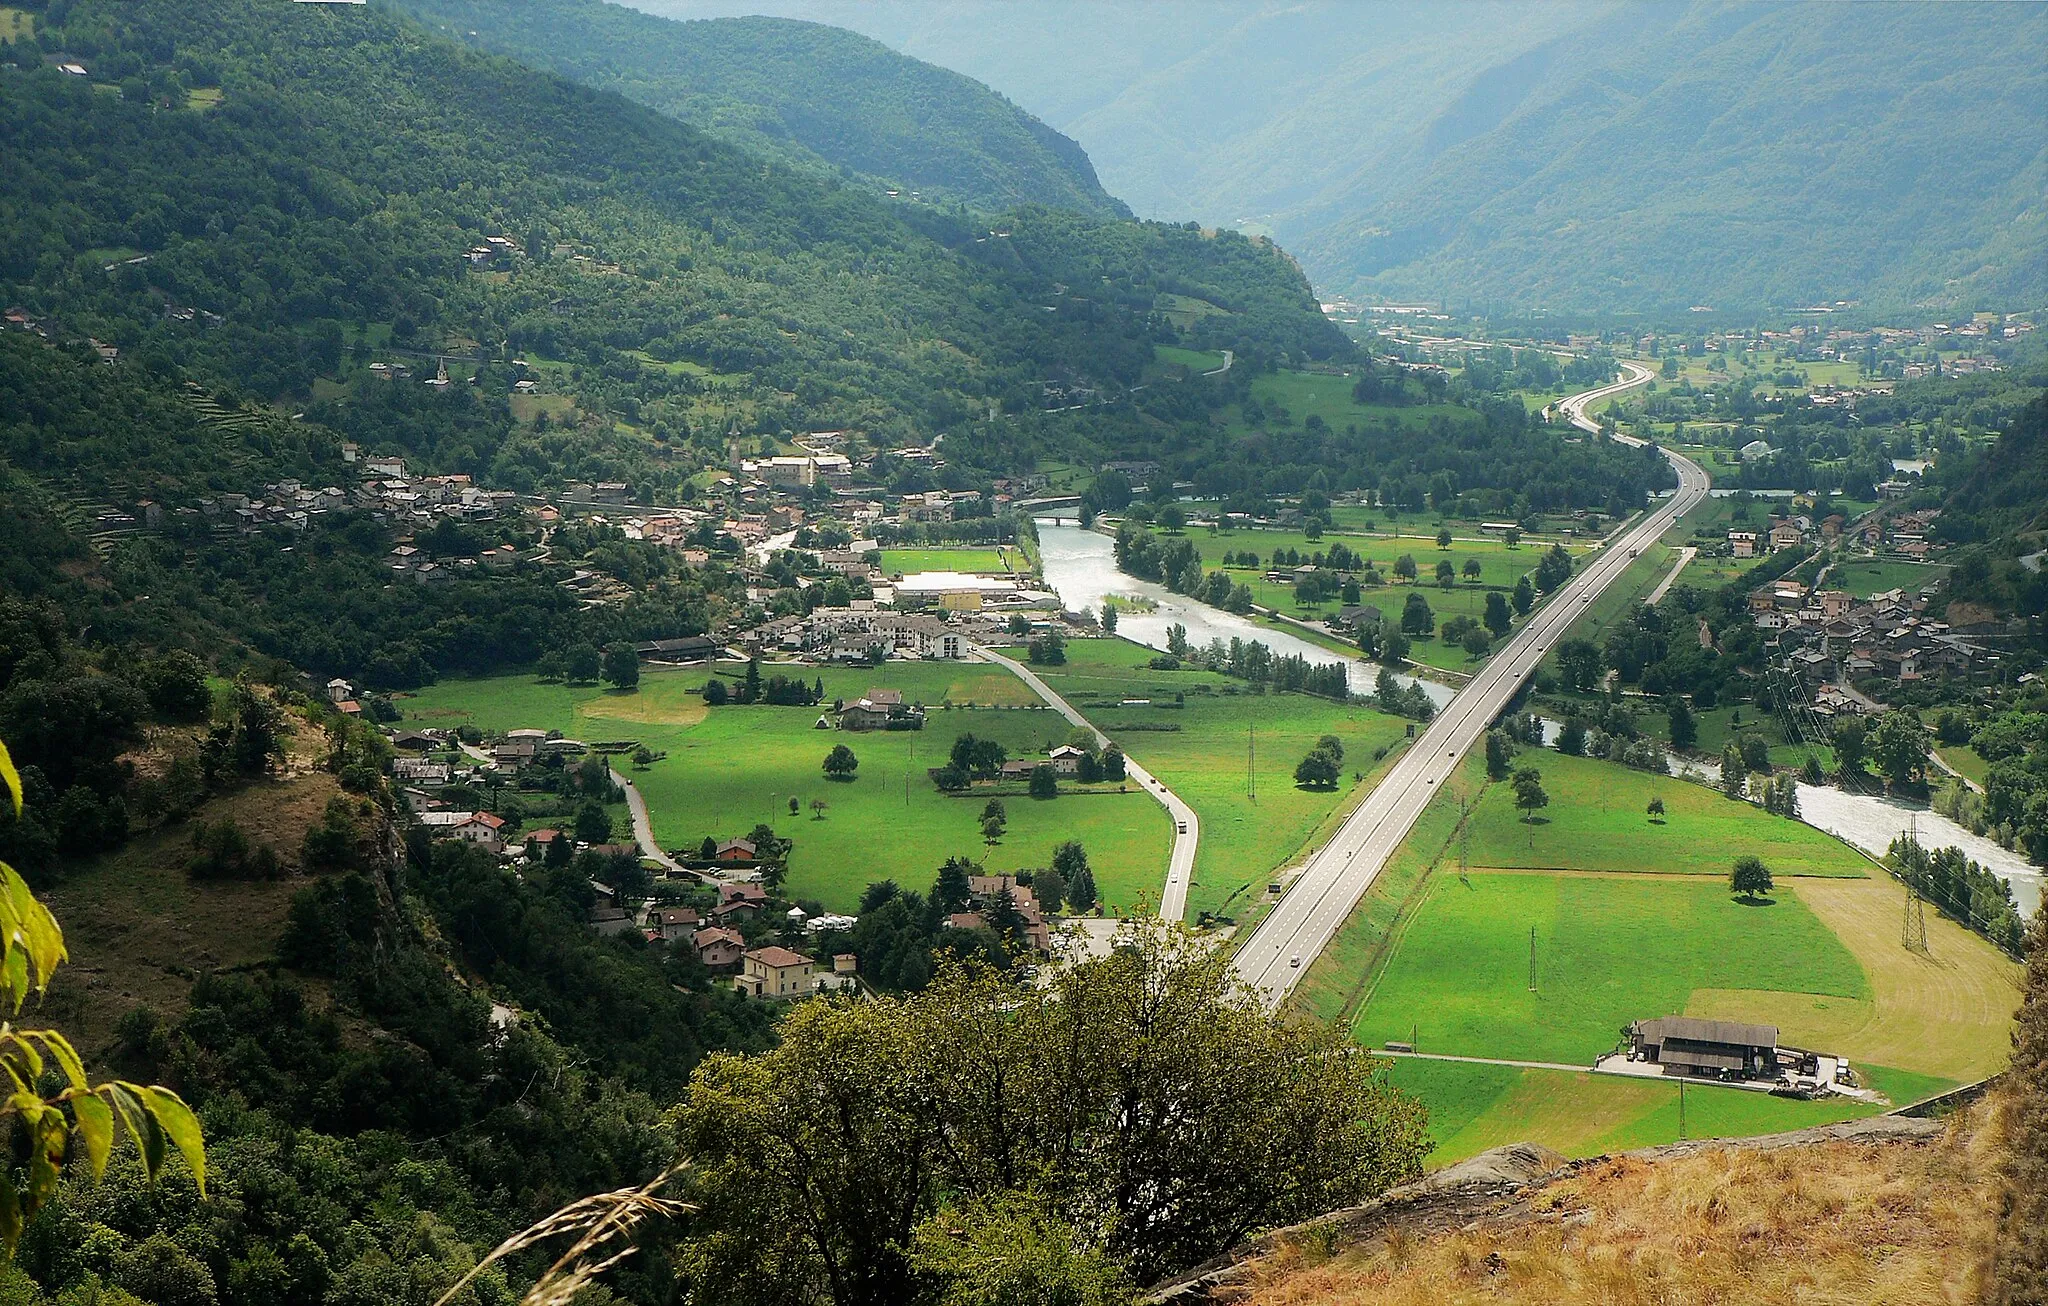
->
[[758, 607, 987, 662], [1753, 582, 2004, 698]]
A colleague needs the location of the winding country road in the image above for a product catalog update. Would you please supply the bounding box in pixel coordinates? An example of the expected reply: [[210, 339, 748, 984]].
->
[[972, 644, 1201, 919], [1236, 361, 1707, 1005]]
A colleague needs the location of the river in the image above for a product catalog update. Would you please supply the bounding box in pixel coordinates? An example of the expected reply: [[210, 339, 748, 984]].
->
[[1032, 520, 1451, 705], [1036, 520, 2039, 915], [1671, 757, 2040, 916]]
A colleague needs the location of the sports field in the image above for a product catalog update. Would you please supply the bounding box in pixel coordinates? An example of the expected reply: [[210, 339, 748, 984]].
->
[[1031, 638, 1413, 920], [401, 661, 1169, 910], [876, 546, 1018, 576]]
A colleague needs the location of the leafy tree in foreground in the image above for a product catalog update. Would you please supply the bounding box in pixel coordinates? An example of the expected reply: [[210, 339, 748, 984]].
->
[[1731, 855, 1773, 900], [670, 919, 1427, 1302], [1512, 767, 1548, 822], [1029, 765, 1059, 799], [1647, 796, 1666, 822], [823, 744, 859, 781], [0, 741, 209, 1257]]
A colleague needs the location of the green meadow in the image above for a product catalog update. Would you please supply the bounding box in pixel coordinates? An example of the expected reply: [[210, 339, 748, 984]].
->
[[1235, 368, 1475, 436], [1131, 523, 1588, 670], [1830, 557, 1949, 599], [1384, 1058, 1920, 1168], [400, 661, 1170, 911], [1353, 870, 1868, 1064], [1031, 638, 1413, 920], [1456, 750, 1871, 877]]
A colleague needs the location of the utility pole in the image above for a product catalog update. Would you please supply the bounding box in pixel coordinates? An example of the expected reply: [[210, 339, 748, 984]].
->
[[1248, 726, 1256, 802], [1678, 1080, 1687, 1141], [1528, 925, 1537, 992]]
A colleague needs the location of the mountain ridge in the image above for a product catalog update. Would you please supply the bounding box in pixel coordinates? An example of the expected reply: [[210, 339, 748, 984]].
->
[[389, 0, 1130, 219]]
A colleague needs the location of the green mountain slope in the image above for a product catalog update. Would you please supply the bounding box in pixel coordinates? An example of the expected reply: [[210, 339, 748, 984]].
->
[[1296, 0, 2048, 312], [391, 0, 1129, 218], [0, 0, 1341, 486], [633, 0, 2047, 313]]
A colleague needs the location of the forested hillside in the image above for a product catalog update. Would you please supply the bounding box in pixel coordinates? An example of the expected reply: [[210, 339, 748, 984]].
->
[[391, 0, 1129, 219], [0, 0, 1340, 476]]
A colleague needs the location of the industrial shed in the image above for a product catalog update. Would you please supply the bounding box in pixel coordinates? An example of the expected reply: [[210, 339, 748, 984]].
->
[[1628, 1016, 1780, 1081]]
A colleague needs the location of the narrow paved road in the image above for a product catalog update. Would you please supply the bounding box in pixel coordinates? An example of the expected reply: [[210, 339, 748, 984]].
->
[[1237, 362, 1704, 1005], [973, 644, 1201, 920], [1644, 546, 1698, 606], [1370, 1049, 1592, 1073], [609, 766, 687, 876]]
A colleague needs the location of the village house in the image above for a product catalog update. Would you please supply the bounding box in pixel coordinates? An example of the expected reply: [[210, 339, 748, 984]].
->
[[711, 838, 758, 864], [838, 688, 925, 732], [1728, 531, 1758, 559], [961, 874, 1053, 951], [736, 946, 815, 999], [417, 811, 506, 852], [649, 906, 701, 944], [590, 903, 639, 936], [694, 926, 746, 970], [1046, 745, 1089, 775]]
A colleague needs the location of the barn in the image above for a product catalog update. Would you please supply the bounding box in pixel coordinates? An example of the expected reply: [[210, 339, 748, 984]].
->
[[1628, 1016, 1779, 1081]]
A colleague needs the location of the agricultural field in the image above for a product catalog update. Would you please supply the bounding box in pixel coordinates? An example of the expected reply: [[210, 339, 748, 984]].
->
[[1030, 638, 1413, 920], [1137, 523, 1585, 669], [1454, 750, 1870, 876], [1629, 701, 1833, 771], [399, 661, 1170, 911], [0, 7, 33, 41], [1353, 870, 1868, 1065], [1297, 746, 2017, 1166], [1383, 1058, 1912, 1167], [876, 547, 1016, 576]]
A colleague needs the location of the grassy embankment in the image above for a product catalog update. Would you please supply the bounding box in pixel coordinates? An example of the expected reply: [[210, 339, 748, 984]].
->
[[400, 661, 1170, 912], [1297, 749, 2018, 1165], [1029, 638, 1413, 921], [1231, 1098, 2000, 1306]]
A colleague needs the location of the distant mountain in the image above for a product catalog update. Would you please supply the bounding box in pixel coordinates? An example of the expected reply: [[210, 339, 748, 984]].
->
[[1294, 0, 2048, 314], [390, 0, 1130, 219], [629, 0, 2048, 314]]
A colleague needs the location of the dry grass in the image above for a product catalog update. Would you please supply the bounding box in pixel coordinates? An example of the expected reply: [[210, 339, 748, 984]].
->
[[1232, 1111, 2000, 1306], [42, 711, 340, 1067], [1686, 875, 2020, 1083]]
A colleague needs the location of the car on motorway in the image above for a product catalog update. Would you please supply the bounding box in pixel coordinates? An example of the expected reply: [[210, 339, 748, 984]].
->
[[1289, 954, 1301, 968], [1176, 821, 1187, 833]]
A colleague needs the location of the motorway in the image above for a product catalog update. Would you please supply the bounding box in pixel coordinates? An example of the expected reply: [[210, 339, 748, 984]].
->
[[1236, 361, 1710, 1004], [972, 644, 1201, 920]]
